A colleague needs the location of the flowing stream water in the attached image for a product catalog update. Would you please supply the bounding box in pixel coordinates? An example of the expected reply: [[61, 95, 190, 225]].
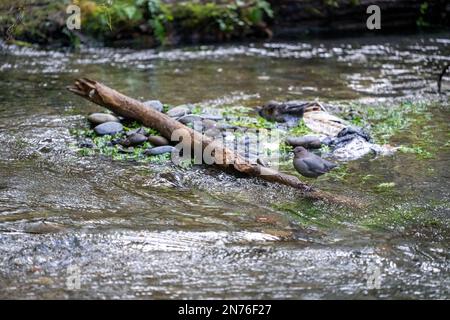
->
[[0, 33, 449, 299]]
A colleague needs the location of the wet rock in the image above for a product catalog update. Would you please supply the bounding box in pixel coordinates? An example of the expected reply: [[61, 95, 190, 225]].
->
[[111, 137, 122, 145], [166, 106, 190, 118], [204, 127, 221, 137], [200, 114, 223, 121], [23, 220, 66, 234], [143, 100, 163, 113], [126, 127, 147, 137], [116, 145, 135, 153], [337, 126, 371, 142], [78, 139, 94, 148], [178, 115, 204, 124], [87, 113, 119, 125], [144, 146, 176, 156], [120, 133, 148, 147], [94, 122, 123, 136], [39, 146, 52, 153], [201, 119, 217, 130], [216, 123, 238, 130], [178, 114, 222, 125], [147, 135, 169, 146], [286, 135, 322, 149], [332, 136, 376, 161]]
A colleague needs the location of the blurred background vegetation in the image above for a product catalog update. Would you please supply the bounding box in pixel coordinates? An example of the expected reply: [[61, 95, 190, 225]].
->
[[0, 0, 448, 48]]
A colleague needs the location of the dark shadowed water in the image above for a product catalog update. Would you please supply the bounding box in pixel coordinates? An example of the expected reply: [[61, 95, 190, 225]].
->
[[0, 34, 449, 299]]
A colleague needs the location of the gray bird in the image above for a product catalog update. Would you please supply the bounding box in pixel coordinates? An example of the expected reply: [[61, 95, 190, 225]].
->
[[293, 146, 337, 178]]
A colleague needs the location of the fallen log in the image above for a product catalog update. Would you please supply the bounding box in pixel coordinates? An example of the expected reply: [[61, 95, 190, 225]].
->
[[67, 78, 360, 206]]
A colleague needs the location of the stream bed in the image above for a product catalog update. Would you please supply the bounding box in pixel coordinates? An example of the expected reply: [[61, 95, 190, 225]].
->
[[0, 33, 449, 299]]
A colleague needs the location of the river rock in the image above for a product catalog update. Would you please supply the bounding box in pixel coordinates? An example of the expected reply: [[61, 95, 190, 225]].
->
[[286, 135, 322, 149], [88, 113, 119, 125], [116, 145, 135, 153], [143, 100, 164, 113], [178, 115, 204, 124], [78, 139, 94, 148], [204, 128, 221, 137], [126, 127, 147, 137], [147, 135, 169, 146], [120, 133, 148, 147], [216, 123, 238, 130], [200, 114, 223, 121], [23, 220, 66, 234], [166, 106, 190, 118], [201, 119, 217, 130], [94, 122, 124, 136], [144, 146, 176, 156]]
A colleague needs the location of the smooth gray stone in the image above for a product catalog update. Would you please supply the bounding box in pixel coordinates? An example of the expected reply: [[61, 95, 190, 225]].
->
[[143, 100, 163, 113], [178, 115, 203, 124], [216, 123, 238, 130], [87, 113, 119, 125], [144, 146, 176, 156], [200, 114, 223, 121], [201, 119, 217, 130], [126, 127, 147, 137], [178, 114, 222, 124], [147, 135, 169, 146], [23, 220, 65, 234], [286, 135, 322, 149], [166, 106, 190, 118], [116, 145, 135, 153], [120, 133, 148, 147], [94, 122, 124, 136], [78, 139, 94, 148]]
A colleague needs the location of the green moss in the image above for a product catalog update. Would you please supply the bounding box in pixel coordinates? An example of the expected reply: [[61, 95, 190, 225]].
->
[[230, 116, 275, 129], [273, 201, 344, 229], [322, 164, 348, 181], [359, 203, 446, 231], [398, 145, 433, 159], [190, 105, 203, 115], [288, 119, 314, 136], [339, 101, 438, 160], [71, 119, 170, 164], [0, 1, 68, 45], [375, 182, 396, 192]]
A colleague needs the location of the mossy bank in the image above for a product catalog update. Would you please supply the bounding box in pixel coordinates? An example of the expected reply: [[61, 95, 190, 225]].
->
[[1, 0, 448, 48]]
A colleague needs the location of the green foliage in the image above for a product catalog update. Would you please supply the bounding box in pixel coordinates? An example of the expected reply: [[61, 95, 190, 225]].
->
[[82, 0, 145, 36], [230, 116, 275, 129], [145, 0, 273, 44], [190, 105, 203, 115], [288, 120, 313, 136], [279, 142, 293, 155], [322, 164, 348, 181], [417, 2, 430, 28]]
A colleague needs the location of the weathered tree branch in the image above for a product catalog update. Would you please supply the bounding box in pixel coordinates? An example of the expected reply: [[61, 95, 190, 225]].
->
[[67, 78, 360, 206]]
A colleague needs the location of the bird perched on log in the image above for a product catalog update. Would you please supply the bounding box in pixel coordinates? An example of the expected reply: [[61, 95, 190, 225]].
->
[[293, 146, 337, 178]]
